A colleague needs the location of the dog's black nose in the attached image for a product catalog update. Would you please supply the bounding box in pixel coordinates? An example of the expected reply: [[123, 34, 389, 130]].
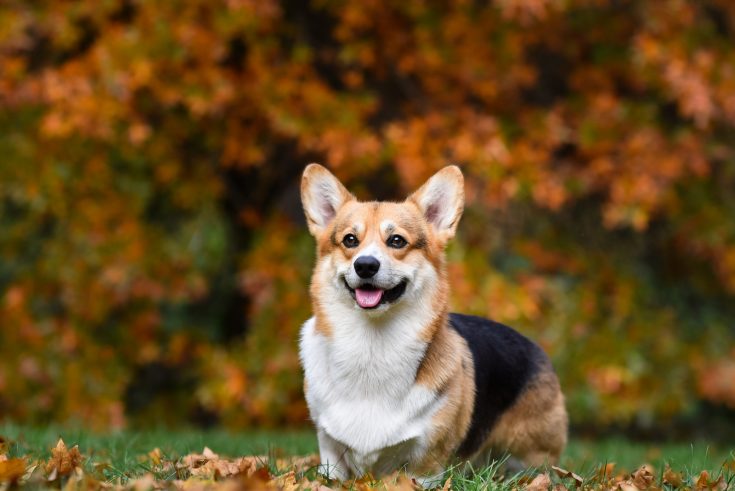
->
[[354, 256, 380, 278]]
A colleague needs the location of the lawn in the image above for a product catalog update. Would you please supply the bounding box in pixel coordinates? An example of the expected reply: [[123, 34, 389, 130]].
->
[[1, 423, 733, 489]]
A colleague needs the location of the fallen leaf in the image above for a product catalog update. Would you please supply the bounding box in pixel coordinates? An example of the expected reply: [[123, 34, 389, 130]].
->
[[45, 439, 83, 480], [662, 464, 683, 487], [129, 473, 157, 491], [526, 473, 552, 491], [287, 454, 320, 472], [0, 457, 26, 484], [252, 466, 271, 481], [631, 464, 655, 489], [616, 481, 638, 491], [237, 466, 275, 491], [551, 465, 583, 487], [695, 470, 726, 490], [148, 447, 163, 466], [273, 470, 300, 491], [383, 473, 419, 491], [202, 447, 218, 460]]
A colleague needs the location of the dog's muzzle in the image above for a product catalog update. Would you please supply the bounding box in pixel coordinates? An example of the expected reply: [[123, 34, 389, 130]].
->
[[343, 278, 408, 309]]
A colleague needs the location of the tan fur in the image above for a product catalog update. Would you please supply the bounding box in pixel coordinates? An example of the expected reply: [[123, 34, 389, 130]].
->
[[414, 327, 476, 474], [478, 368, 568, 466]]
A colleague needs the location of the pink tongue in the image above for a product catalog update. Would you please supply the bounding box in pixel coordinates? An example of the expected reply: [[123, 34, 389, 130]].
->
[[355, 288, 384, 308]]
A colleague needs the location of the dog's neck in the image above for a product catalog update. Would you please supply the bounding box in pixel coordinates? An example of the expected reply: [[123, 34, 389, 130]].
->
[[313, 275, 449, 397]]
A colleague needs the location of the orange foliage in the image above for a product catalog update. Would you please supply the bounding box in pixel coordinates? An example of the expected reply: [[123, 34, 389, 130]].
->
[[1, 0, 735, 429]]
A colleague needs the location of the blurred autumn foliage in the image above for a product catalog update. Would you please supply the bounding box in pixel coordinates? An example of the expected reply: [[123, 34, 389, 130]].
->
[[1, 0, 735, 433]]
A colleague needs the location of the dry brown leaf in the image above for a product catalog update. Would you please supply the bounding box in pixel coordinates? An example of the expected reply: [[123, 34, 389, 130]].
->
[[215, 459, 245, 479], [617, 481, 639, 491], [235, 456, 260, 477], [180, 448, 272, 482], [662, 464, 683, 487], [45, 439, 83, 480], [128, 473, 158, 491], [181, 452, 208, 470], [148, 448, 163, 466], [286, 454, 320, 472], [631, 464, 655, 489], [695, 470, 726, 490], [236, 466, 276, 491], [383, 473, 420, 491], [202, 447, 218, 460], [551, 466, 583, 487], [526, 473, 552, 491], [696, 470, 712, 490], [441, 476, 452, 491], [0, 457, 26, 484], [273, 470, 300, 491]]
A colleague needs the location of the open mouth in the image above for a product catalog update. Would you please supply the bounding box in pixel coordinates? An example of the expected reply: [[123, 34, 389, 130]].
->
[[343, 279, 408, 309]]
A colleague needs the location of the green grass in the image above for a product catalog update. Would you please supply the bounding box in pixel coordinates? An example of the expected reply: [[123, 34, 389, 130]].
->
[[1, 423, 733, 488], [563, 437, 734, 475], [1, 423, 316, 469]]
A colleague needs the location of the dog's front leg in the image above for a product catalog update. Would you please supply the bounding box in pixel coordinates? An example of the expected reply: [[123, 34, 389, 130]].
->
[[316, 428, 351, 481]]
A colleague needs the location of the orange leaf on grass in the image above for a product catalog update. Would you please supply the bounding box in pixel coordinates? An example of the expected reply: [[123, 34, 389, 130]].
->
[[695, 470, 726, 490], [0, 458, 26, 484], [552, 465, 583, 487], [662, 464, 683, 487], [526, 473, 552, 491], [148, 447, 163, 466], [45, 439, 83, 481], [630, 464, 655, 489]]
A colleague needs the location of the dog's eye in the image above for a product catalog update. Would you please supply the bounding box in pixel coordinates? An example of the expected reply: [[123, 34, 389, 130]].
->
[[387, 234, 408, 249], [342, 233, 359, 248]]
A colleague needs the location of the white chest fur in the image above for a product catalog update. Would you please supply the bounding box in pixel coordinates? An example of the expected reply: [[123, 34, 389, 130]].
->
[[300, 302, 445, 475]]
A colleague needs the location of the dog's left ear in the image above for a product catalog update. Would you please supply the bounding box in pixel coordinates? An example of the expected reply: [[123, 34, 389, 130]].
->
[[408, 166, 465, 240], [301, 163, 355, 236]]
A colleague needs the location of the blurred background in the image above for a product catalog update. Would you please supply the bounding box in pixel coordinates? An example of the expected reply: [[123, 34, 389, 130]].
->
[[1, 0, 734, 440]]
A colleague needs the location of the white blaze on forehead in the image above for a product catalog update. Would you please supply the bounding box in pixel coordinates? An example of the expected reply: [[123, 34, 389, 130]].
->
[[356, 242, 384, 261]]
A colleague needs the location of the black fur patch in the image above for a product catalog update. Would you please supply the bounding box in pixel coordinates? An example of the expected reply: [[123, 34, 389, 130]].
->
[[413, 233, 427, 249], [449, 313, 549, 457]]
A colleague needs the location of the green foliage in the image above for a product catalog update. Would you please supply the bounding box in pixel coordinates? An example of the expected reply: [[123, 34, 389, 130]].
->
[[1, 0, 735, 429]]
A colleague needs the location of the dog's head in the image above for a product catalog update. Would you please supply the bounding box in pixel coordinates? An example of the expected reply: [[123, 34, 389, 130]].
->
[[301, 164, 464, 315]]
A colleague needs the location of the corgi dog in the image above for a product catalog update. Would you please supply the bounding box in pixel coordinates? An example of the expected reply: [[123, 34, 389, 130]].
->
[[299, 163, 567, 482]]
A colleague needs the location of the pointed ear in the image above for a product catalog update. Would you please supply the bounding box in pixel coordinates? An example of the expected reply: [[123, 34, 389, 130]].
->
[[301, 163, 355, 236], [407, 166, 464, 239]]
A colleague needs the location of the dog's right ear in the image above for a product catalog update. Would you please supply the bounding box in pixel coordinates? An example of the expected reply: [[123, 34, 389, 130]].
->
[[301, 163, 355, 236]]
